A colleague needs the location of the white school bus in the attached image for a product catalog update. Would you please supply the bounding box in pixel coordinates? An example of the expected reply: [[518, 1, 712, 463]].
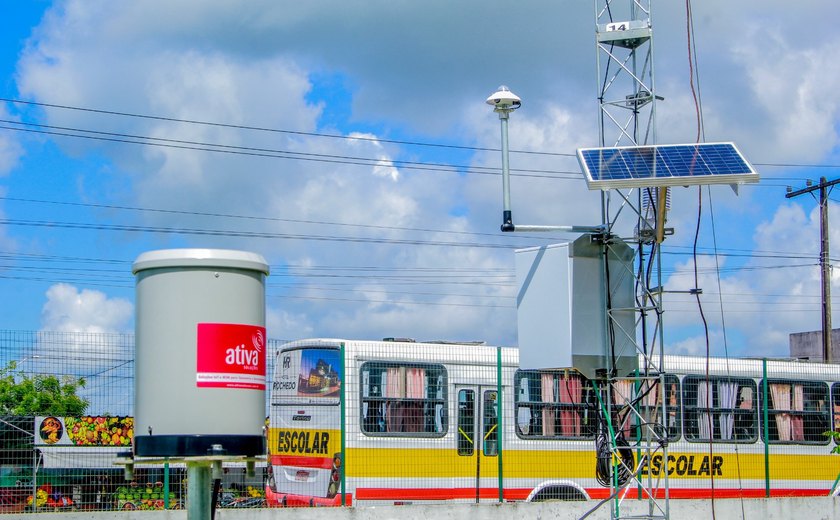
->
[[265, 338, 840, 506]]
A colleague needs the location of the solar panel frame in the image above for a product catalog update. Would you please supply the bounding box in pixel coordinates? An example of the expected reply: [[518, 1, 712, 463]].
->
[[577, 142, 759, 190]]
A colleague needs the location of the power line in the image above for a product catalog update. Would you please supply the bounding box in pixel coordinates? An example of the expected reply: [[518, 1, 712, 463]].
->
[[0, 120, 583, 180], [0, 97, 574, 157], [1, 197, 832, 261], [0, 195, 561, 241], [7, 98, 840, 171], [0, 217, 536, 249]]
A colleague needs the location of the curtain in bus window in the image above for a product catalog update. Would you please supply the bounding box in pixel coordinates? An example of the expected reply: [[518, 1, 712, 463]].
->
[[697, 380, 712, 439], [385, 367, 405, 432], [641, 381, 661, 428], [717, 381, 738, 440], [559, 374, 582, 436], [643, 381, 660, 407], [386, 367, 405, 398], [401, 402, 423, 432], [770, 383, 791, 441], [612, 380, 634, 435], [517, 377, 532, 435], [668, 383, 678, 430], [406, 368, 426, 398], [541, 373, 556, 436], [791, 384, 804, 441], [403, 368, 426, 432]]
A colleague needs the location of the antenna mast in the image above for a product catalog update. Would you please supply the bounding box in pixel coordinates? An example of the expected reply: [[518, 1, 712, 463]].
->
[[594, 1, 669, 519]]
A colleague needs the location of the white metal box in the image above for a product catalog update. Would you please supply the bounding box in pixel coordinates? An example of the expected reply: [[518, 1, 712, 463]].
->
[[515, 236, 637, 378]]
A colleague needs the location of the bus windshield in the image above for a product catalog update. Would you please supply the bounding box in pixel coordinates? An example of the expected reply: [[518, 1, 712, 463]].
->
[[271, 347, 342, 405]]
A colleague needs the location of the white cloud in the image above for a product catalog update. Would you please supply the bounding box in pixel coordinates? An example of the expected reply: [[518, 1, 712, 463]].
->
[[6, 0, 840, 358], [40, 283, 132, 333], [34, 284, 133, 396], [0, 106, 24, 175], [733, 31, 840, 162], [661, 199, 838, 357], [266, 306, 313, 343]]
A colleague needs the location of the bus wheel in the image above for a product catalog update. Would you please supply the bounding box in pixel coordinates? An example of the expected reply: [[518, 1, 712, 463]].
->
[[531, 486, 587, 502]]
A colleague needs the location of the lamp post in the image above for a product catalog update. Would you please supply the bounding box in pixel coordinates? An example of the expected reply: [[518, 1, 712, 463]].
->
[[486, 86, 521, 232]]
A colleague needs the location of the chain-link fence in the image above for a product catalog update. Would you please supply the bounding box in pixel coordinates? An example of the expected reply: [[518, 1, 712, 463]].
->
[[3, 332, 840, 514], [0, 331, 283, 513]]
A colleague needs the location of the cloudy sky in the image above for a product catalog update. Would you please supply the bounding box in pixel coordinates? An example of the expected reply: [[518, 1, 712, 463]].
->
[[1, 0, 839, 365]]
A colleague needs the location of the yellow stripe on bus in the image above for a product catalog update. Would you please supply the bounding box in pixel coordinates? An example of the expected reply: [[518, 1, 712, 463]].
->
[[343, 448, 840, 481]]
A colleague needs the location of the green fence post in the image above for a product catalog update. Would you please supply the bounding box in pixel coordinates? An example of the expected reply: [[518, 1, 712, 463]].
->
[[497, 346, 503, 503], [163, 461, 170, 509]]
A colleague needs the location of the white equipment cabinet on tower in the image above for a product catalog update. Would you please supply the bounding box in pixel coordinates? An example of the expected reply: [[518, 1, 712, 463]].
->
[[515, 235, 637, 378]]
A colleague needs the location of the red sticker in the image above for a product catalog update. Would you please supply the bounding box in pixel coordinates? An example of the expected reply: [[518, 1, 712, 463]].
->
[[196, 323, 266, 390]]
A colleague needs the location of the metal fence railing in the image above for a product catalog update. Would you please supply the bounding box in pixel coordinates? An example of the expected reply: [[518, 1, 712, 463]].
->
[[2, 332, 840, 513]]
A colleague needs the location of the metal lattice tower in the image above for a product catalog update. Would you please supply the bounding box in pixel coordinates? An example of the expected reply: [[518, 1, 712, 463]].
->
[[594, 1, 669, 519]]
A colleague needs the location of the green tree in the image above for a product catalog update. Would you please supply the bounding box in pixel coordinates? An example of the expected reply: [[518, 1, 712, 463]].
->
[[0, 360, 88, 416], [0, 360, 89, 465]]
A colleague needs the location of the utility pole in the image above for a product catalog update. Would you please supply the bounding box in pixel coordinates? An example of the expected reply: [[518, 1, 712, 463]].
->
[[786, 176, 840, 363]]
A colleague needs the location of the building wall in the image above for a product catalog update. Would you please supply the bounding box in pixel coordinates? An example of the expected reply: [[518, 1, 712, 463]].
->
[[790, 329, 840, 362]]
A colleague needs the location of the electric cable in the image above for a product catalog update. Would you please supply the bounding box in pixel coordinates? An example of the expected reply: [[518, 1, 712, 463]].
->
[[0, 122, 581, 181], [0, 97, 573, 157]]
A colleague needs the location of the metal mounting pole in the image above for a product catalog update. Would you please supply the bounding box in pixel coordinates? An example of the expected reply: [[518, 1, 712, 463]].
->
[[187, 462, 211, 520]]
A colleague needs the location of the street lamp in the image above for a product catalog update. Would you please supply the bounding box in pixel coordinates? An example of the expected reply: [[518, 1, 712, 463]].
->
[[11, 355, 41, 374], [486, 86, 521, 232]]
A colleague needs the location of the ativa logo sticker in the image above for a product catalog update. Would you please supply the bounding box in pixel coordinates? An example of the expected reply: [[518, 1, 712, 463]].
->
[[196, 323, 266, 390]]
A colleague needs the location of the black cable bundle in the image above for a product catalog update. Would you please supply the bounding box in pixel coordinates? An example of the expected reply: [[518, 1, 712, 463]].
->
[[595, 426, 634, 488]]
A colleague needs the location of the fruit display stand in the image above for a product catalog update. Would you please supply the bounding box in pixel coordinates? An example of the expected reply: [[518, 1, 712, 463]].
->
[[114, 481, 179, 511], [218, 485, 265, 508], [26, 484, 74, 511]]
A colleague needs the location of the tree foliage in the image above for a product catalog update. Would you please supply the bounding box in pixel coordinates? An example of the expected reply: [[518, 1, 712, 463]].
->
[[0, 360, 89, 416]]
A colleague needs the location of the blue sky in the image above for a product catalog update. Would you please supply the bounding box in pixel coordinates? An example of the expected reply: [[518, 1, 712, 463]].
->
[[0, 0, 839, 364]]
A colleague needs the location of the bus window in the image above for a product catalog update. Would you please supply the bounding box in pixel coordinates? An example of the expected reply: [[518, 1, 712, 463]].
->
[[359, 362, 447, 437], [514, 369, 592, 439], [762, 379, 829, 444], [629, 375, 681, 443], [684, 376, 757, 443], [458, 390, 475, 456], [483, 390, 498, 457]]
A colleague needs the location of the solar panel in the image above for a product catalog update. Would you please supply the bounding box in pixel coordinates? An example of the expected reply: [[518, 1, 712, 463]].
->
[[577, 142, 758, 190]]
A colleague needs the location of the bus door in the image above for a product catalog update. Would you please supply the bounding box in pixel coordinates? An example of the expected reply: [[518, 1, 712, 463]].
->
[[456, 385, 500, 503]]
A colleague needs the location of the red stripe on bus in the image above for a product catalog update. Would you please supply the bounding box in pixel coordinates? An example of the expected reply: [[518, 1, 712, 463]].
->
[[269, 454, 333, 469], [355, 487, 831, 502], [356, 488, 511, 500], [586, 488, 829, 500]]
